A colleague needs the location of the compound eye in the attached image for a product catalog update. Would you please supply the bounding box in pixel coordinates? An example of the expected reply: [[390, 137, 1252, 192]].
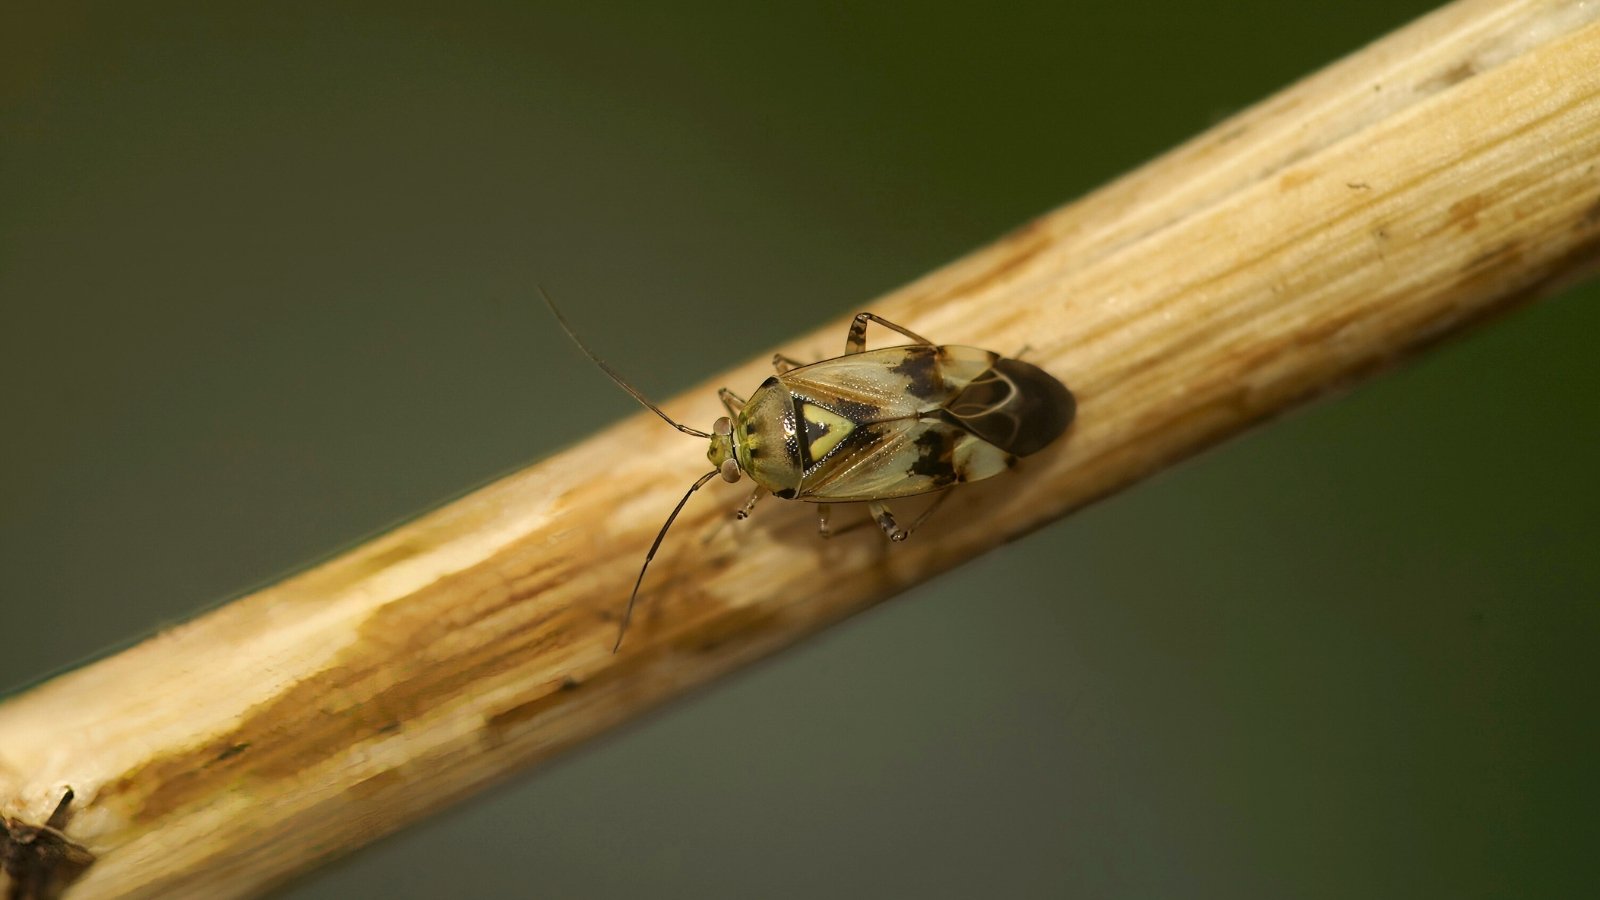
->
[[719, 458, 741, 483], [713, 416, 733, 436]]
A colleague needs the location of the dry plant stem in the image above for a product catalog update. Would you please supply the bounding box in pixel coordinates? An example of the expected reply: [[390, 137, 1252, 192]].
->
[[4, 0, 1600, 896]]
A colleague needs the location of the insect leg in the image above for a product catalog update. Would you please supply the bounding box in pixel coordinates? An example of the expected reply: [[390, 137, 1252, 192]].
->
[[898, 489, 953, 540], [701, 485, 765, 546], [735, 486, 767, 520], [771, 353, 808, 374], [867, 491, 953, 542], [817, 506, 877, 539], [810, 500, 878, 539], [846, 313, 933, 354], [718, 388, 747, 415], [868, 501, 907, 541]]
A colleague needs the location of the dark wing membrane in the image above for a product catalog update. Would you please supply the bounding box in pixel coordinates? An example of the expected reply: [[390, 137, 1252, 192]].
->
[[941, 358, 1075, 457]]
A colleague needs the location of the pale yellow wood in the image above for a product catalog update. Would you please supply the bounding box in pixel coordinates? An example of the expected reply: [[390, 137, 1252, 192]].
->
[[4, 0, 1600, 896]]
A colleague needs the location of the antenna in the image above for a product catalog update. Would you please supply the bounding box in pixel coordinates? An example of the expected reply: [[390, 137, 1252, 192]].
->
[[614, 468, 720, 652], [540, 286, 711, 439]]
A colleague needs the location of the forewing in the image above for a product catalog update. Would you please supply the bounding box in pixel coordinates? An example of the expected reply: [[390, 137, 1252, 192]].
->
[[782, 344, 1017, 501], [798, 416, 1014, 501], [780, 345, 999, 421]]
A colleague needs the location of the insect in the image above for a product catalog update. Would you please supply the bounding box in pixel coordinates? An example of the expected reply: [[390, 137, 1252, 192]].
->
[[544, 292, 1076, 651], [1, 787, 94, 900]]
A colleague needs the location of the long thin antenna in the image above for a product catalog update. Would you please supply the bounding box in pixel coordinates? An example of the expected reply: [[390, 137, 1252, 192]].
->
[[615, 468, 720, 652], [540, 286, 711, 439]]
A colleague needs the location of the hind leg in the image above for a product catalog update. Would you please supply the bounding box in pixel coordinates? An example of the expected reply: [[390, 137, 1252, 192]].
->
[[845, 313, 933, 354], [868, 501, 906, 541], [868, 492, 952, 542]]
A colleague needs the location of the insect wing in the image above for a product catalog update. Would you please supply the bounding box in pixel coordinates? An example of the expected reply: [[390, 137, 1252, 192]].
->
[[942, 358, 1077, 457], [797, 415, 1013, 501], [778, 345, 1016, 501], [779, 345, 1000, 416]]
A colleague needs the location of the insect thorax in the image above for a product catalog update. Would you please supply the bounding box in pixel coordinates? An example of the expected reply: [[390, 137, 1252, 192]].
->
[[733, 378, 804, 498]]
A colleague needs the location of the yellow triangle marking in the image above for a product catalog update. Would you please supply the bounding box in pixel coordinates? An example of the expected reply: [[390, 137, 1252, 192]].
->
[[802, 403, 854, 460]]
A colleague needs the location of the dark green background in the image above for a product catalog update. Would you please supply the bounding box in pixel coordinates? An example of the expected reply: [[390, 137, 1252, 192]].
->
[[3, 2, 1596, 897]]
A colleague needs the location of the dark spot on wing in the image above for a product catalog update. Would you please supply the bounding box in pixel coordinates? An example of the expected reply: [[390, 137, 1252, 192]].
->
[[908, 428, 958, 486], [830, 398, 881, 422], [889, 347, 943, 401]]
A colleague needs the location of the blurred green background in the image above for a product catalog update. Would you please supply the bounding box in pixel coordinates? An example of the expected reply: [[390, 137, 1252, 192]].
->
[[3, 2, 1597, 897]]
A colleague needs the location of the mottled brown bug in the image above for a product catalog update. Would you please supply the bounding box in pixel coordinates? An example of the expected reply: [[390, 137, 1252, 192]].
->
[[546, 294, 1076, 650]]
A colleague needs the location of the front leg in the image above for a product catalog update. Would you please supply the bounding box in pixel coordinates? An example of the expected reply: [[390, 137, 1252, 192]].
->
[[846, 313, 933, 355], [735, 486, 767, 520], [718, 387, 747, 416], [703, 485, 767, 546]]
